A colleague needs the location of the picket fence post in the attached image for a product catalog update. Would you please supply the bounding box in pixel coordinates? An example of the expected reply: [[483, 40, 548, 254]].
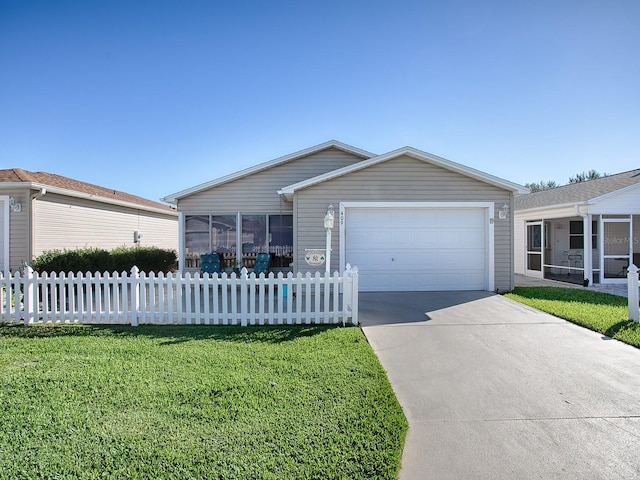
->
[[343, 264, 360, 325], [130, 266, 140, 326], [627, 264, 639, 322], [23, 266, 36, 325]]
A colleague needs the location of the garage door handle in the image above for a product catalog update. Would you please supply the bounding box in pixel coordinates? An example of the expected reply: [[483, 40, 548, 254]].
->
[[391, 258, 394, 261]]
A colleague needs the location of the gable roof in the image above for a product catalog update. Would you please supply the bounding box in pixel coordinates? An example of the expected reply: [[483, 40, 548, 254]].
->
[[0, 168, 176, 215], [515, 169, 640, 212], [162, 140, 376, 203], [277, 146, 529, 200]]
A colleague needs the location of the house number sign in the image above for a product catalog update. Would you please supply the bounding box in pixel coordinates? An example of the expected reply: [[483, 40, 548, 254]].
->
[[304, 249, 326, 266]]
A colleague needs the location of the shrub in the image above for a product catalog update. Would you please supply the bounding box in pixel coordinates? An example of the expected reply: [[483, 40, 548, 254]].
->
[[31, 247, 177, 274]]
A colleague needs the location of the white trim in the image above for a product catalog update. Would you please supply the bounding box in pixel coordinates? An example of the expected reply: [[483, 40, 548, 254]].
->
[[524, 220, 545, 279], [515, 201, 589, 215], [589, 182, 640, 204], [599, 216, 633, 284], [162, 140, 376, 203], [279, 147, 529, 200], [338, 201, 495, 291], [0, 184, 176, 217], [0, 196, 9, 276]]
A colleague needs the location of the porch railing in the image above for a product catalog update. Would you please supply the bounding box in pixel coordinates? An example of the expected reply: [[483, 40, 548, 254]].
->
[[0, 265, 359, 326]]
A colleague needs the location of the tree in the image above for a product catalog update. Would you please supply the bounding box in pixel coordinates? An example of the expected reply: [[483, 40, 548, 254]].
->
[[525, 180, 558, 193], [568, 170, 608, 183]]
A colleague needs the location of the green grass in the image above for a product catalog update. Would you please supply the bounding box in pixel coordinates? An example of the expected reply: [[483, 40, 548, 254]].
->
[[0, 325, 407, 479], [505, 287, 640, 348]]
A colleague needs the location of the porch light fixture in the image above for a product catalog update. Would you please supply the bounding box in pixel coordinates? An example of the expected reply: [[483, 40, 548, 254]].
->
[[498, 203, 509, 220], [324, 204, 335, 273]]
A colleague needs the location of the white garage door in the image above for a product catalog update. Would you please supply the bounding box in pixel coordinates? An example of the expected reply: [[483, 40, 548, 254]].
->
[[345, 206, 489, 291]]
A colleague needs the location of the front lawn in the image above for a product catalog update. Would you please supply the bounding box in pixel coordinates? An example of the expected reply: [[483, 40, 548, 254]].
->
[[505, 287, 640, 348], [0, 325, 407, 479]]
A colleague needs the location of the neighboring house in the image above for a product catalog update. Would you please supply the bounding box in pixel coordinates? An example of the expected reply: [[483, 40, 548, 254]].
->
[[162, 141, 528, 292], [515, 169, 640, 286], [0, 169, 178, 275]]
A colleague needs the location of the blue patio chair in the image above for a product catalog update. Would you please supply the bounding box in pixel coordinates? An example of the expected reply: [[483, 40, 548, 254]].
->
[[252, 253, 271, 275], [200, 253, 222, 275]]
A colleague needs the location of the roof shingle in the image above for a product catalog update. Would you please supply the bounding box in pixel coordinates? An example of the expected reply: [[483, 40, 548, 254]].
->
[[515, 169, 640, 211], [0, 168, 174, 212]]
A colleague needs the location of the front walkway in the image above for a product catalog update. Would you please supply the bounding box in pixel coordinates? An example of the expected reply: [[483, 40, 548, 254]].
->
[[515, 274, 630, 297]]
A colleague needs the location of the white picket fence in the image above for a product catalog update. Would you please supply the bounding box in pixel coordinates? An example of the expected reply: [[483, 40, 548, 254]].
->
[[0, 265, 359, 326], [627, 264, 640, 322]]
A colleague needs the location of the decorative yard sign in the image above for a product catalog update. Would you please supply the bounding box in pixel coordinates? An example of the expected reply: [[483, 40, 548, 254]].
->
[[304, 249, 326, 266]]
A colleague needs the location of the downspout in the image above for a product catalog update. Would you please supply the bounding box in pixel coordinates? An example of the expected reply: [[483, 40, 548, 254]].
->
[[575, 205, 592, 286], [29, 188, 47, 265]]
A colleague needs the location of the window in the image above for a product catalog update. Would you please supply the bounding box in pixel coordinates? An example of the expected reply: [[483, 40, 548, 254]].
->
[[212, 215, 237, 269], [569, 220, 598, 249], [184, 213, 292, 270], [268, 215, 293, 268], [242, 215, 267, 254], [185, 215, 210, 262]]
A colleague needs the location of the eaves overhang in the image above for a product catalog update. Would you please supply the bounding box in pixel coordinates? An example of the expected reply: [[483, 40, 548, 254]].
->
[[162, 140, 376, 204], [0, 182, 177, 216], [278, 146, 529, 201], [515, 201, 590, 216]]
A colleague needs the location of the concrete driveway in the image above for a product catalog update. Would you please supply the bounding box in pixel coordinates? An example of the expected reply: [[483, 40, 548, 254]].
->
[[360, 291, 640, 480]]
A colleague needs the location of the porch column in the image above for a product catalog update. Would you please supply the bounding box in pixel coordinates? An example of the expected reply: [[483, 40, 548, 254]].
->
[[178, 212, 185, 275], [583, 214, 593, 285]]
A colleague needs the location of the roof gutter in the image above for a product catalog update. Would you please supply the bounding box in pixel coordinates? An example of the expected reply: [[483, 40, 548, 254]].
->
[[516, 200, 589, 215], [1, 182, 177, 216]]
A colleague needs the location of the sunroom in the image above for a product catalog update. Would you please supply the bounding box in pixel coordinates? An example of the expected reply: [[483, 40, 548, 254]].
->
[[515, 169, 640, 286], [182, 213, 293, 272]]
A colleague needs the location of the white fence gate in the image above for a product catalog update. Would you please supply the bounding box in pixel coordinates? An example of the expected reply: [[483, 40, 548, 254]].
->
[[0, 265, 359, 326]]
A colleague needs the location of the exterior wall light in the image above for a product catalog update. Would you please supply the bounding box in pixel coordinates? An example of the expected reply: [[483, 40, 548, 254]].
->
[[498, 203, 509, 220], [324, 204, 335, 273]]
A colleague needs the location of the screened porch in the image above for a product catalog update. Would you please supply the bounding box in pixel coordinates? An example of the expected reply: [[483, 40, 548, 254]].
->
[[525, 214, 640, 285], [182, 213, 294, 273]]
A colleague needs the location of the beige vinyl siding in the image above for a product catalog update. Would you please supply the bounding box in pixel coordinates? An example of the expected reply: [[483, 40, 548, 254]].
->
[[177, 148, 365, 213], [2, 188, 30, 272], [295, 155, 514, 291], [33, 194, 178, 257]]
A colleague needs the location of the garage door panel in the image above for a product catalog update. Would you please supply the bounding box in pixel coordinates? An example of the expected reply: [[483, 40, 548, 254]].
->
[[391, 231, 418, 248], [348, 230, 393, 249], [414, 209, 447, 225], [460, 209, 485, 226], [346, 206, 489, 291], [437, 231, 466, 248], [461, 229, 485, 244], [359, 272, 392, 290], [461, 250, 486, 269], [391, 210, 416, 225], [413, 252, 441, 269]]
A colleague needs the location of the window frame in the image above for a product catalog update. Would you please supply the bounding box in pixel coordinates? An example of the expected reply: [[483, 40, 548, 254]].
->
[[184, 212, 293, 270]]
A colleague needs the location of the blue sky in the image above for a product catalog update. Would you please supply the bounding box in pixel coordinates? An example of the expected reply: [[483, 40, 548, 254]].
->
[[1, 0, 638, 202]]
